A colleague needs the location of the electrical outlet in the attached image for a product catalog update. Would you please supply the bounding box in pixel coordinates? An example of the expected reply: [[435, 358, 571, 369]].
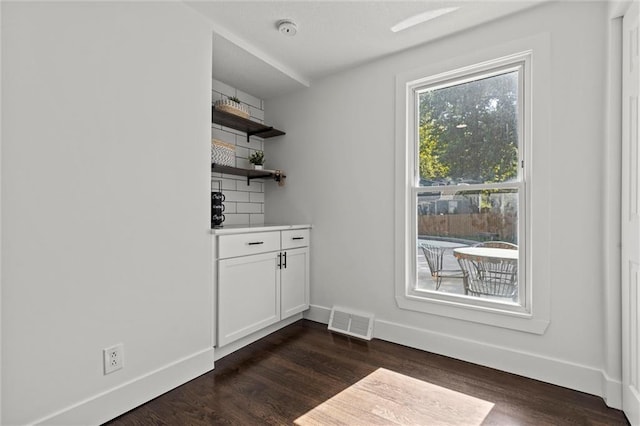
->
[[103, 343, 124, 375]]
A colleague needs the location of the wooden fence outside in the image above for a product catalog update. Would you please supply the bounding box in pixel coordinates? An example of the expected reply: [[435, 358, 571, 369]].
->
[[418, 213, 517, 242]]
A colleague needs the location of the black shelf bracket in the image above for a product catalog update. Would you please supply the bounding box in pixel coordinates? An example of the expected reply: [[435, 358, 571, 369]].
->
[[245, 171, 274, 185], [246, 126, 274, 143]]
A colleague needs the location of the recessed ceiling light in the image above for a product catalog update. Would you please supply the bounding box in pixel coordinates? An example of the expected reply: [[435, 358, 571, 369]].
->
[[390, 7, 460, 33]]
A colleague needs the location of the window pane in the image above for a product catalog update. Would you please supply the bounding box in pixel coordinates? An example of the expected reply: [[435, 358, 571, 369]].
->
[[418, 71, 519, 185], [417, 188, 518, 242], [416, 188, 519, 303]]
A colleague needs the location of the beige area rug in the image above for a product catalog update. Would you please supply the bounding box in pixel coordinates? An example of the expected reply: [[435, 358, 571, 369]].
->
[[295, 368, 494, 426]]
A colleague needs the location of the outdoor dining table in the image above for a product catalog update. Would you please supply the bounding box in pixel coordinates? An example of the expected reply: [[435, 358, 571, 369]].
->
[[452, 246, 518, 262], [453, 246, 519, 298]]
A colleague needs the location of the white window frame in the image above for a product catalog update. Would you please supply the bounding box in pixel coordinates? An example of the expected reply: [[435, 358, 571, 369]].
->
[[394, 36, 551, 334], [412, 61, 527, 310]]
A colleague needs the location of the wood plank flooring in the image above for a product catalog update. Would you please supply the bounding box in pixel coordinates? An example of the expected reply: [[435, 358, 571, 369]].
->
[[105, 320, 629, 425]]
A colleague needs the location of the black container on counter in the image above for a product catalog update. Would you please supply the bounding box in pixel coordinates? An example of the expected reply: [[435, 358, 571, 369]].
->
[[211, 191, 226, 228]]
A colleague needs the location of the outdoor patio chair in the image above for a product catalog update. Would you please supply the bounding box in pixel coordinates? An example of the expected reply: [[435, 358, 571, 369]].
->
[[474, 241, 518, 250], [456, 255, 518, 298], [421, 243, 465, 290]]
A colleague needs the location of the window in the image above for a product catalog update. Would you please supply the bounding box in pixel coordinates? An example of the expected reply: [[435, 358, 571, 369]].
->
[[395, 43, 550, 334], [415, 65, 525, 308]]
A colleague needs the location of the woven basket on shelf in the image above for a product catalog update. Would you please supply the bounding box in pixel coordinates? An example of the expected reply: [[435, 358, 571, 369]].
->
[[211, 139, 236, 167], [214, 99, 250, 119]]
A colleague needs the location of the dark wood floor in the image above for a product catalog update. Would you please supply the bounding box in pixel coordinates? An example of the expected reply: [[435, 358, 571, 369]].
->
[[106, 320, 629, 425]]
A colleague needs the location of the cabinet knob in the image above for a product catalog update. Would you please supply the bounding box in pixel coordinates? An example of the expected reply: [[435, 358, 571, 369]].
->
[[292, 237, 304, 240], [247, 241, 264, 246]]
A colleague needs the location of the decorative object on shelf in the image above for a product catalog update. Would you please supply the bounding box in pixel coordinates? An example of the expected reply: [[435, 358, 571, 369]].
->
[[211, 139, 236, 166], [249, 150, 265, 170], [274, 169, 286, 186], [214, 96, 250, 119]]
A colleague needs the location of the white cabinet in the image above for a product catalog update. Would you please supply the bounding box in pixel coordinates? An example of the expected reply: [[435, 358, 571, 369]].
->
[[218, 252, 280, 347], [214, 226, 310, 347], [280, 247, 309, 318], [218, 231, 280, 259], [280, 228, 310, 318], [281, 228, 310, 250]]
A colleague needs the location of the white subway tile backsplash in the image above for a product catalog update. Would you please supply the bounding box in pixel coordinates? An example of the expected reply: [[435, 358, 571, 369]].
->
[[236, 157, 251, 169], [249, 106, 264, 122], [235, 146, 249, 159], [223, 213, 250, 226], [236, 90, 261, 109], [236, 136, 264, 150], [212, 79, 236, 98], [249, 214, 265, 225], [211, 127, 235, 143], [223, 202, 237, 214], [211, 91, 223, 103], [220, 178, 237, 191], [246, 180, 263, 193], [223, 190, 250, 203], [211, 178, 223, 192], [237, 202, 262, 214], [249, 192, 265, 203], [212, 80, 266, 227]]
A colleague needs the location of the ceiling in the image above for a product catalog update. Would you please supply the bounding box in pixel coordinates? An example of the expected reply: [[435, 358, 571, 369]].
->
[[186, 1, 546, 100]]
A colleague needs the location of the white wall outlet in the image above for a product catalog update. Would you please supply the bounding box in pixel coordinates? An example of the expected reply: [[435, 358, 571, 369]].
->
[[103, 343, 124, 375]]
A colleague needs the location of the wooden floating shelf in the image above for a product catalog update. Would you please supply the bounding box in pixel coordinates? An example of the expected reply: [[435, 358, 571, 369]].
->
[[212, 107, 285, 142], [211, 163, 286, 185]]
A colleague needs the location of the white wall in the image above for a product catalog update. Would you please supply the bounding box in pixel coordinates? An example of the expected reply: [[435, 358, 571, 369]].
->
[[1, 2, 213, 424], [266, 1, 618, 405]]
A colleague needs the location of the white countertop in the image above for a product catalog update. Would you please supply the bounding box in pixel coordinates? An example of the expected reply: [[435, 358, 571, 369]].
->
[[210, 224, 312, 235]]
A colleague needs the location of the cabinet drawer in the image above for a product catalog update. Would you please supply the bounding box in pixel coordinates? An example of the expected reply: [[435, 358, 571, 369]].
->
[[218, 232, 280, 259], [281, 229, 310, 250]]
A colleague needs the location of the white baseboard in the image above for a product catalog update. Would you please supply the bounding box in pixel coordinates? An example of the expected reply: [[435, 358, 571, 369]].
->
[[33, 347, 215, 426], [215, 314, 303, 361], [602, 371, 623, 409], [305, 304, 622, 409], [30, 304, 622, 425], [303, 304, 331, 324]]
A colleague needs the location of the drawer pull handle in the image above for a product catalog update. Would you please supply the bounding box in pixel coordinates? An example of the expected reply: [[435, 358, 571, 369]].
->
[[292, 237, 304, 240], [247, 241, 264, 246]]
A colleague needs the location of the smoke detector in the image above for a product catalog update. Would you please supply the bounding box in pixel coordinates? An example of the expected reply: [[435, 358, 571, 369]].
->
[[277, 19, 298, 36]]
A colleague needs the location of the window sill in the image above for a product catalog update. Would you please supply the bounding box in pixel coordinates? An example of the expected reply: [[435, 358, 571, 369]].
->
[[395, 292, 549, 335]]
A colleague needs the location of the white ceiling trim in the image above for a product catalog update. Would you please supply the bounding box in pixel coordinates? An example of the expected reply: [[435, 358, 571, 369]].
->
[[211, 22, 311, 88]]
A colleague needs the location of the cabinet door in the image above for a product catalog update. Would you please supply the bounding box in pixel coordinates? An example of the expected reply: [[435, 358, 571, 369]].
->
[[281, 247, 310, 319], [218, 252, 280, 347]]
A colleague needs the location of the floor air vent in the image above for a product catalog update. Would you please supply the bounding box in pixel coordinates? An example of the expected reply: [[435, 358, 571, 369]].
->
[[328, 307, 374, 340]]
